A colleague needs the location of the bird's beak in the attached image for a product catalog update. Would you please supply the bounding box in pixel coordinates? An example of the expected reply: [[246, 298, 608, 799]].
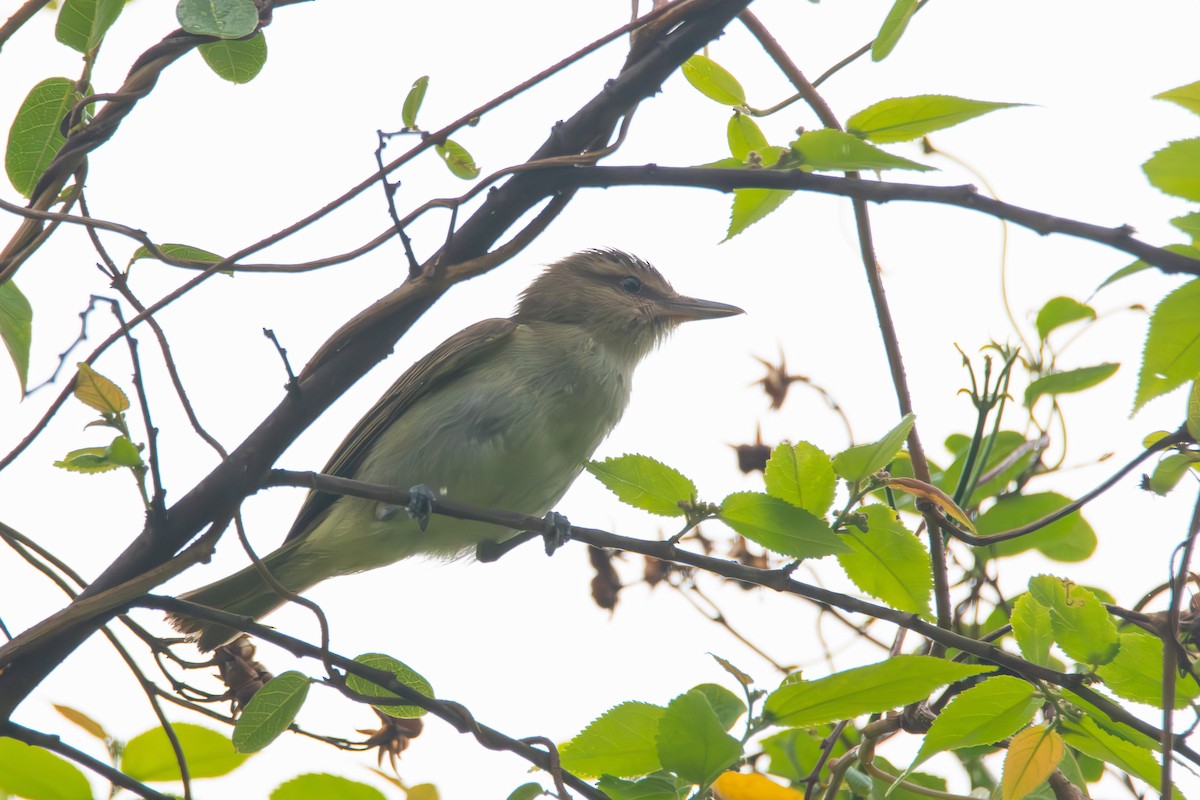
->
[[659, 294, 745, 322]]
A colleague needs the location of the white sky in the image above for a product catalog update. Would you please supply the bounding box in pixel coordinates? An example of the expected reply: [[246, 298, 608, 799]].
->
[[3, 0, 1200, 798]]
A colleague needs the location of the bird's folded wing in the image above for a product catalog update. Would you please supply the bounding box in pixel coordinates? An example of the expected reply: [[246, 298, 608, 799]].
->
[[284, 317, 519, 542]]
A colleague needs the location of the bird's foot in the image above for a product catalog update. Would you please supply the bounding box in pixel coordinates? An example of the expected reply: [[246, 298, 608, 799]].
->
[[542, 511, 571, 555], [406, 484, 436, 532]]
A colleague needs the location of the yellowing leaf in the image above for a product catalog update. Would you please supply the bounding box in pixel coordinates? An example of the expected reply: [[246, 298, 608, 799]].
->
[[74, 362, 129, 413], [1002, 725, 1064, 800], [885, 476, 975, 531], [713, 771, 805, 800]]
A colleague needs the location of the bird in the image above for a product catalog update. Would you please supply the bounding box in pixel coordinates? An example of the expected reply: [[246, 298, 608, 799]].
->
[[169, 249, 743, 650]]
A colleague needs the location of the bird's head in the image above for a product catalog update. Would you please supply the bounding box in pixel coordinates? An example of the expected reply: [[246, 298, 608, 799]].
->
[[514, 249, 743, 361]]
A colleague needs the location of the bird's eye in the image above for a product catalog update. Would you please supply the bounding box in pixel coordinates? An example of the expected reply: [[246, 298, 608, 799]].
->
[[619, 275, 642, 293]]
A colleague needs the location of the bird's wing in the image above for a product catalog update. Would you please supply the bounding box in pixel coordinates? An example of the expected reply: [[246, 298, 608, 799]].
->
[[284, 317, 519, 542]]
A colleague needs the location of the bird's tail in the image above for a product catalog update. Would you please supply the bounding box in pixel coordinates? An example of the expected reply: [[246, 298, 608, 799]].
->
[[168, 541, 311, 652]]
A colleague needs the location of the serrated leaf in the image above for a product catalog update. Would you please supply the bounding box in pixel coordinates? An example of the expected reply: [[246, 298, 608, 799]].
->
[[1035, 296, 1096, 341], [884, 476, 975, 531], [128, 242, 225, 268], [1156, 80, 1200, 116], [836, 504, 933, 617], [872, 0, 918, 61], [0, 737, 92, 800], [73, 361, 129, 413], [1097, 630, 1200, 708], [0, 279, 32, 393], [53, 704, 109, 741], [1172, 211, 1200, 243], [435, 138, 480, 179], [559, 701, 665, 778], [6, 77, 78, 197], [122, 722, 249, 781], [913, 676, 1041, 766], [1023, 363, 1119, 407], [763, 655, 991, 728], [763, 441, 835, 515], [681, 55, 746, 106], [271, 774, 387, 800], [56, 0, 123, 52], [199, 32, 268, 83], [1027, 576, 1118, 666], [1002, 726, 1063, 800], [1098, 243, 1200, 291], [54, 445, 122, 473], [656, 690, 742, 786], [719, 492, 850, 559], [690, 684, 746, 732], [1144, 138, 1200, 200], [727, 113, 768, 161], [725, 188, 794, 240], [176, 0, 258, 38], [1135, 277, 1200, 411], [711, 772, 805, 800], [106, 435, 143, 467], [232, 670, 310, 752], [846, 95, 1023, 144], [1059, 715, 1179, 798], [1011, 593, 1053, 667], [402, 76, 430, 129], [344, 653, 433, 718], [833, 413, 915, 482], [792, 129, 933, 172], [976, 492, 1096, 562], [586, 455, 696, 517]]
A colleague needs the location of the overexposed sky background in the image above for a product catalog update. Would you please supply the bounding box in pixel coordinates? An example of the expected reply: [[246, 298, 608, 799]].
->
[[3, 0, 1200, 797]]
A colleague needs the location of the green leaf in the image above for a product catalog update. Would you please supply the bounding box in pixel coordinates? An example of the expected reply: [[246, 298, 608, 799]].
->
[[1097, 630, 1200, 708], [655, 690, 742, 786], [1156, 80, 1200, 116], [727, 113, 768, 161], [176, 0, 258, 38], [976, 492, 1096, 562], [681, 55, 746, 106], [1034, 296, 1096, 341], [1060, 715, 1180, 798], [199, 32, 268, 83], [505, 783, 545, 800], [725, 188, 794, 240], [938, 431, 1037, 507], [1011, 593, 1053, 667], [1098, 244, 1200, 290], [586, 455, 696, 517], [833, 413, 915, 482], [402, 76, 430, 130], [764, 655, 991, 728], [1147, 452, 1198, 496], [1171, 211, 1200, 243], [1135, 277, 1200, 411], [1023, 363, 1119, 407], [846, 95, 1023, 144], [836, 504, 933, 617], [56, 0, 123, 52], [872, 0, 919, 61], [1144, 138, 1200, 200], [689, 684, 746, 731], [0, 737, 92, 800], [1027, 576, 1119, 666], [559, 701, 665, 778], [344, 653, 433, 718], [597, 773, 686, 800], [232, 670, 310, 752], [764, 441, 836, 516], [0, 279, 32, 392], [271, 774, 387, 800], [1189, 379, 1200, 440], [73, 362, 128, 413], [761, 728, 828, 782], [104, 435, 144, 467], [55, 445, 123, 473], [718, 492, 850, 559], [435, 139, 480, 179], [791, 129, 933, 172], [128, 242, 225, 269], [6, 77, 78, 197], [122, 722, 249, 781], [912, 676, 1041, 766]]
